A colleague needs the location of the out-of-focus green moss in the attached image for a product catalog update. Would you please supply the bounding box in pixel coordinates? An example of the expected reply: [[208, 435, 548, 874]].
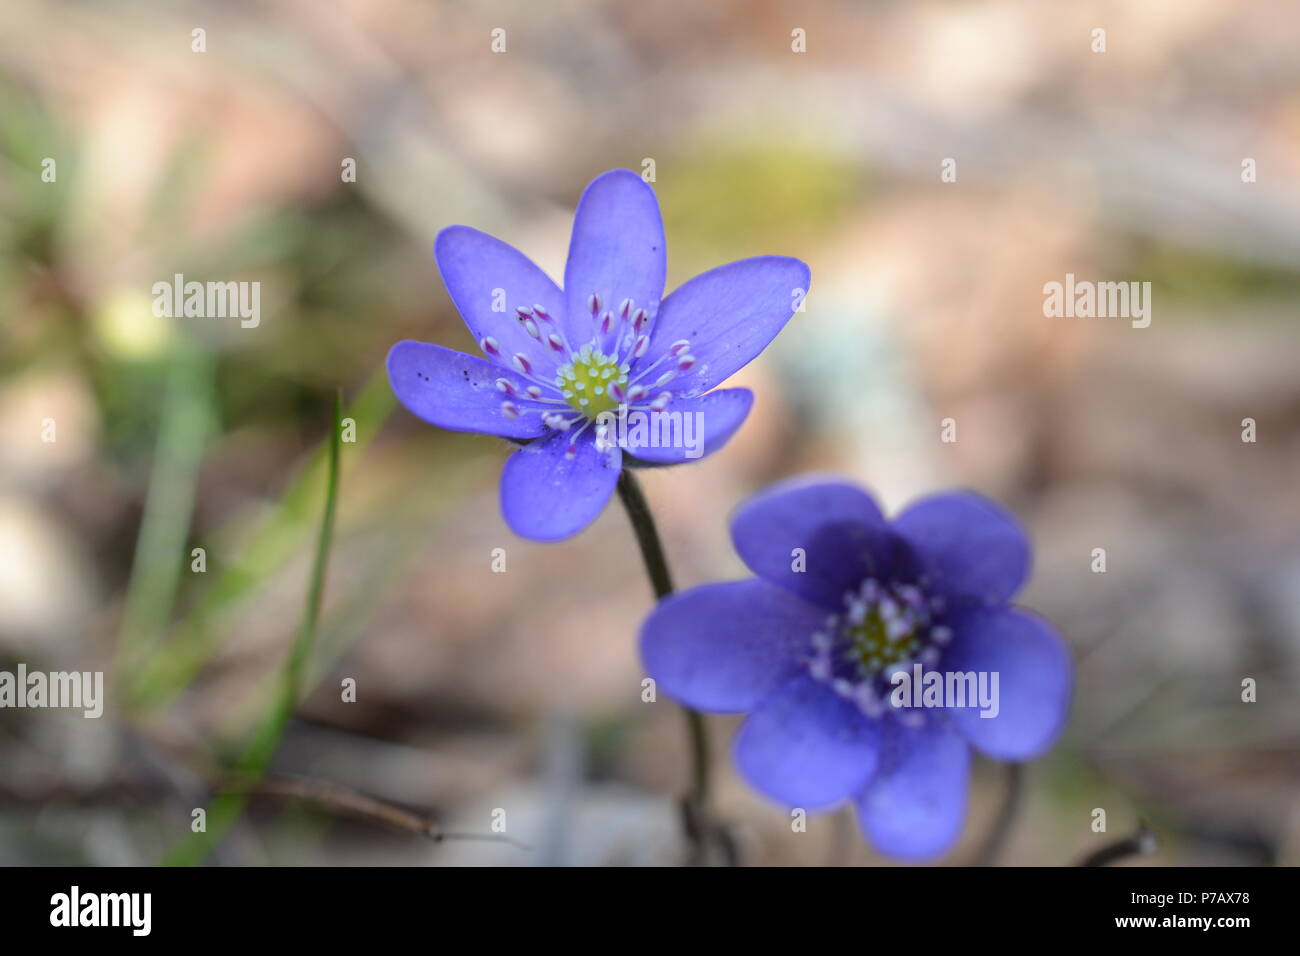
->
[[1125, 240, 1300, 319], [659, 140, 865, 271]]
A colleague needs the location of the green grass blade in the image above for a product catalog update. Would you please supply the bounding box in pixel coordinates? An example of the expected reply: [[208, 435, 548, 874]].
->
[[125, 374, 391, 711], [162, 390, 343, 866], [114, 340, 214, 676]]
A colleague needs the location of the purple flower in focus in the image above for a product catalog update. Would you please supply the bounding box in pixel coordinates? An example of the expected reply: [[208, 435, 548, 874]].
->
[[640, 477, 1072, 860], [387, 170, 810, 541]]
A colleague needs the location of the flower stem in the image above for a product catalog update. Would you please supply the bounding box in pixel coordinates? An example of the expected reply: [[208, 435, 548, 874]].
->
[[616, 469, 676, 599], [616, 469, 719, 863], [973, 761, 1024, 865]]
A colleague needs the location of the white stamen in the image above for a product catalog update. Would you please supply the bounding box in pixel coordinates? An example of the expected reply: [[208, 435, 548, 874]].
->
[[847, 599, 867, 626]]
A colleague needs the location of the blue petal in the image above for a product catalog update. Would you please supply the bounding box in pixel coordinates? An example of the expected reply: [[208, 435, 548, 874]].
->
[[387, 341, 546, 440], [434, 225, 567, 373], [942, 607, 1072, 760], [564, 170, 666, 345], [891, 492, 1031, 606], [855, 720, 970, 861], [640, 579, 819, 712], [620, 388, 753, 465], [499, 431, 621, 541], [733, 673, 881, 810], [644, 256, 810, 397], [730, 477, 892, 610]]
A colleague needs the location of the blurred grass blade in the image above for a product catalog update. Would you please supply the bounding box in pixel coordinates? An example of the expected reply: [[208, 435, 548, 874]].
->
[[163, 390, 342, 866], [125, 373, 392, 711], [115, 339, 214, 676]]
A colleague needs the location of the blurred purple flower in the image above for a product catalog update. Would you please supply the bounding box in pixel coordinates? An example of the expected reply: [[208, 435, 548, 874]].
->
[[387, 170, 810, 541], [640, 477, 1072, 860]]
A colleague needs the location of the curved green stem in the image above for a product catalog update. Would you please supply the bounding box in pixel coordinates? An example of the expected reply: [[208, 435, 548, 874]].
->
[[616, 469, 720, 863], [615, 469, 676, 599]]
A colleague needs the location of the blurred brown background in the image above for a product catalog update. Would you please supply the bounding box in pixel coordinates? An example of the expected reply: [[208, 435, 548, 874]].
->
[[1, 0, 1298, 865]]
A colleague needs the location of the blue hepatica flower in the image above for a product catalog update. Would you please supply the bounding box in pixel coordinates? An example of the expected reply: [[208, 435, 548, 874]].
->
[[387, 170, 810, 541], [640, 478, 1073, 860]]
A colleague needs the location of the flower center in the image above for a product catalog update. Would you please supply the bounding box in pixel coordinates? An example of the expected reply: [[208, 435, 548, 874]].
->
[[555, 345, 629, 418], [843, 605, 921, 674], [805, 577, 952, 720], [488, 294, 696, 459]]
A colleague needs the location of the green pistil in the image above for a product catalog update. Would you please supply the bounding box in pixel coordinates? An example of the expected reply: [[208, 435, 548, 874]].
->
[[556, 347, 629, 418], [844, 609, 918, 674]]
